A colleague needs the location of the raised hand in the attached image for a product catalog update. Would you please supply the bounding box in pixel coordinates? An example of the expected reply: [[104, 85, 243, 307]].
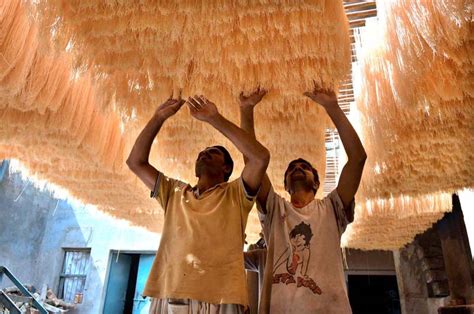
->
[[239, 87, 267, 108], [304, 80, 338, 108], [154, 95, 185, 120], [187, 95, 220, 122]]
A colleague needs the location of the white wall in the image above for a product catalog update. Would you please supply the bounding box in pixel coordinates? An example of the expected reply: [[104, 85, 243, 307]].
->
[[459, 189, 474, 260]]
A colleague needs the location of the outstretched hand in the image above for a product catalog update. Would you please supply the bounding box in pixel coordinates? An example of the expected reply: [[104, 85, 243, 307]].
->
[[304, 81, 338, 109], [187, 95, 220, 122], [154, 95, 185, 120], [239, 87, 267, 108]]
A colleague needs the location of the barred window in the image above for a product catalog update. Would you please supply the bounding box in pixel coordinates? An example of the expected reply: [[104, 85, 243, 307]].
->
[[58, 248, 91, 303]]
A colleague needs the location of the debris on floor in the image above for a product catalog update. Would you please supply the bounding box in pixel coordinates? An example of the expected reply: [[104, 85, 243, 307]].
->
[[0, 285, 75, 313]]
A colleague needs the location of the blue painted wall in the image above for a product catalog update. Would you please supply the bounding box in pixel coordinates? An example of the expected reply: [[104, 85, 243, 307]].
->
[[0, 162, 161, 313]]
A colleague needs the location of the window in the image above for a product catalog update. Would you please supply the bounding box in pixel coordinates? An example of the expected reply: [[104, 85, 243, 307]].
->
[[58, 248, 91, 303], [324, 128, 341, 196]]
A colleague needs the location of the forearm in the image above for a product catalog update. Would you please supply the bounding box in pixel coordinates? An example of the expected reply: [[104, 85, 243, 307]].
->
[[239, 107, 256, 165], [325, 103, 366, 161], [127, 114, 166, 166], [239, 106, 272, 206], [239, 107, 256, 138], [208, 114, 269, 162]]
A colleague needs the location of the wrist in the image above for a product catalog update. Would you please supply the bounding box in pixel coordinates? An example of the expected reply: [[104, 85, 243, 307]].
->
[[152, 113, 168, 124], [240, 105, 255, 112], [206, 112, 222, 125], [322, 100, 339, 111]]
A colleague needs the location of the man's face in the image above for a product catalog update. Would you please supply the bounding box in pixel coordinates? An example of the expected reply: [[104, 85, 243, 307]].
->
[[285, 161, 317, 191], [195, 146, 228, 178]]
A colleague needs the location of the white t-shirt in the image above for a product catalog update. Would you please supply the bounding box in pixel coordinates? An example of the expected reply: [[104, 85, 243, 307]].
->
[[258, 188, 353, 313]]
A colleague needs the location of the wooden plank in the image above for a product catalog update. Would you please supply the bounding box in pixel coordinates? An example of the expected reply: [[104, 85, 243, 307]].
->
[[349, 19, 366, 28], [343, 0, 369, 4], [437, 195, 474, 305], [344, 1, 376, 12], [346, 9, 378, 21]]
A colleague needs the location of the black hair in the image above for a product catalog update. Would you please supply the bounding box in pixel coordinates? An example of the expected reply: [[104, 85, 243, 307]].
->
[[289, 222, 313, 246], [212, 145, 234, 181], [283, 158, 319, 192]]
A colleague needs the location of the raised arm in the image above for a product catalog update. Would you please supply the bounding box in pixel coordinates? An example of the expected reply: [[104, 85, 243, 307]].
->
[[239, 88, 273, 212], [304, 83, 367, 221], [187, 95, 270, 195], [126, 97, 185, 191]]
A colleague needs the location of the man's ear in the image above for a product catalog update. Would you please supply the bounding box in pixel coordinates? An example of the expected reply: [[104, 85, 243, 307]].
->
[[313, 181, 320, 193], [223, 164, 232, 178]]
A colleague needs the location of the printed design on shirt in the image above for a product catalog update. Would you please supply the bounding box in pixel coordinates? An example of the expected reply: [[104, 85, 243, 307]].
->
[[272, 221, 322, 295]]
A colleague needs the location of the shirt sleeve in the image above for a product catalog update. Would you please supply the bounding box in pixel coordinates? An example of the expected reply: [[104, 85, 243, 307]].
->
[[256, 187, 285, 237], [229, 177, 257, 215], [150, 172, 183, 213], [324, 189, 354, 237]]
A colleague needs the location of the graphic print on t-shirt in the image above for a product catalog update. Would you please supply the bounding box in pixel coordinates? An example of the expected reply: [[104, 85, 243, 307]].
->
[[272, 221, 322, 295]]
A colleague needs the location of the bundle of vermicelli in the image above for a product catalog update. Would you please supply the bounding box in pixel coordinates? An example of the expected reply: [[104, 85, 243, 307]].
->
[[0, 0, 351, 236], [341, 0, 473, 250]]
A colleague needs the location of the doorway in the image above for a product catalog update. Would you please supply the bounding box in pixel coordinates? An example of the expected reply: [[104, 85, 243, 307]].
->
[[103, 251, 155, 314], [348, 274, 401, 314]]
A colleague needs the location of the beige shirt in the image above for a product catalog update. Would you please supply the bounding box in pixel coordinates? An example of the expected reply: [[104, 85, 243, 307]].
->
[[143, 173, 255, 307], [257, 188, 353, 314]]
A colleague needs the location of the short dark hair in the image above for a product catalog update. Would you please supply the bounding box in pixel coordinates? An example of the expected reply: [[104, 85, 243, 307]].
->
[[284, 158, 319, 191], [289, 222, 313, 246], [212, 145, 234, 181]]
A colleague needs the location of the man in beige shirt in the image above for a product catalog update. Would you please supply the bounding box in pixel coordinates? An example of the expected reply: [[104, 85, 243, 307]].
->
[[127, 94, 270, 313], [239, 85, 367, 313]]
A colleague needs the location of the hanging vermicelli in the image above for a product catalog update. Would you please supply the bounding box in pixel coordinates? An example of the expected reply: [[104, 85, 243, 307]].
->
[[0, 0, 351, 238], [342, 0, 473, 250]]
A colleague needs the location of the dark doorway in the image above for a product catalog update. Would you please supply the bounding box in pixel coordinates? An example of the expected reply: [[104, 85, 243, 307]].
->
[[348, 274, 401, 314], [103, 252, 155, 314]]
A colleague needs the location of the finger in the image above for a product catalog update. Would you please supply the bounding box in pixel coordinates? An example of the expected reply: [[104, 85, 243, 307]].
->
[[175, 98, 186, 108], [313, 79, 321, 91], [186, 98, 197, 109], [188, 97, 201, 109], [203, 96, 214, 106], [164, 99, 176, 107], [187, 101, 199, 112], [319, 87, 329, 94], [178, 89, 183, 100], [239, 91, 244, 99], [324, 85, 334, 94], [195, 95, 207, 107], [187, 102, 198, 114], [202, 97, 213, 106]]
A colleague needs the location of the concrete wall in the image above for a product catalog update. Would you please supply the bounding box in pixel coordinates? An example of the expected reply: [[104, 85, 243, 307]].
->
[[0, 161, 161, 314], [344, 248, 395, 273], [394, 248, 447, 314]]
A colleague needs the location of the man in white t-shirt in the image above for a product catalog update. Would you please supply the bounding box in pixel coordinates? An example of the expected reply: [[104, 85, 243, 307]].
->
[[239, 84, 367, 313]]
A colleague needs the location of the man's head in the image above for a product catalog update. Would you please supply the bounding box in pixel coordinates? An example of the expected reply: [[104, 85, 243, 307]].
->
[[284, 158, 319, 194], [195, 145, 234, 182]]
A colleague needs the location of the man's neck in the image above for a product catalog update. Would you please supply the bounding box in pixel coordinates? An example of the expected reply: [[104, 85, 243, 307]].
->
[[196, 175, 224, 194], [290, 186, 315, 208]]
